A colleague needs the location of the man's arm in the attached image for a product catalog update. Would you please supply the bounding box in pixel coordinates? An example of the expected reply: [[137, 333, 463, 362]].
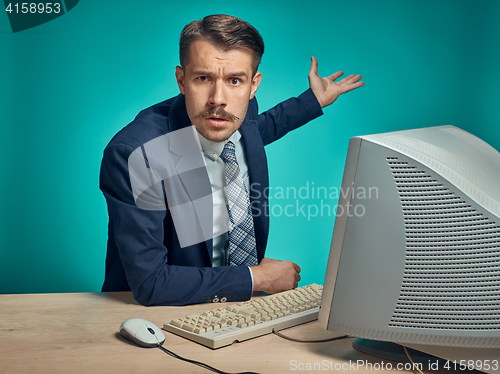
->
[[257, 89, 324, 146], [101, 143, 253, 306]]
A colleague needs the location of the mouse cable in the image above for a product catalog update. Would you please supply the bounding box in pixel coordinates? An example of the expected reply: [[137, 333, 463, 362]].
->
[[403, 346, 425, 374], [272, 328, 350, 343], [157, 344, 259, 374]]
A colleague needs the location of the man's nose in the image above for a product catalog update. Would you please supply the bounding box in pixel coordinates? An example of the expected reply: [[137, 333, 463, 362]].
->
[[209, 80, 227, 107]]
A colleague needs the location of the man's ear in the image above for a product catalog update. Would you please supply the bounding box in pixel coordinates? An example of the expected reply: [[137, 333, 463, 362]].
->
[[250, 71, 262, 99], [175, 66, 185, 95]]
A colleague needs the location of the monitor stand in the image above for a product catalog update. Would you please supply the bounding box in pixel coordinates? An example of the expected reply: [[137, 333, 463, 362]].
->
[[352, 338, 496, 374], [352, 338, 447, 367]]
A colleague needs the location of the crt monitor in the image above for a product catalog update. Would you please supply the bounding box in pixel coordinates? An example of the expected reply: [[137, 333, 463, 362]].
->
[[319, 125, 500, 373]]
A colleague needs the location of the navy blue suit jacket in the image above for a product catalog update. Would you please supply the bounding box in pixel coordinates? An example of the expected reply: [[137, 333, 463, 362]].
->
[[100, 89, 322, 306]]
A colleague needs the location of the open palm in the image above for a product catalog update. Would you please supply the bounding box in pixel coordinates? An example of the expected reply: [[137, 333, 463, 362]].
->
[[308, 56, 364, 108]]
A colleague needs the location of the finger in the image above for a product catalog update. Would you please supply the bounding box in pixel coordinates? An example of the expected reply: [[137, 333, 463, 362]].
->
[[338, 74, 357, 84], [328, 71, 344, 81], [295, 272, 301, 282], [340, 74, 362, 84], [343, 81, 365, 93], [294, 263, 301, 273], [309, 56, 319, 77], [293, 275, 299, 288]]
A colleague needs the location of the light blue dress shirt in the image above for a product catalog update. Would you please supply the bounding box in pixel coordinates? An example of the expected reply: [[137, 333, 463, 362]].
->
[[195, 128, 254, 286]]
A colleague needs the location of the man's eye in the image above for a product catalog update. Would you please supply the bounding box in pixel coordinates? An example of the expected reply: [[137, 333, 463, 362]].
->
[[230, 78, 241, 85], [197, 76, 208, 82]]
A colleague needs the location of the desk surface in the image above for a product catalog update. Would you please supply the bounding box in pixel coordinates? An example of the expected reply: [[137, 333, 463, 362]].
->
[[0, 292, 462, 374]]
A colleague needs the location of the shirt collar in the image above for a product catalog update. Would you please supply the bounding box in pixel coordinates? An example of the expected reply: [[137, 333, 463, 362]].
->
[[196, 128, 242, 161]]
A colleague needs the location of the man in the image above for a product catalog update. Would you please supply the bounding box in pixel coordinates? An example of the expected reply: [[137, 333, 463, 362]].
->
[[100, 14, 363, 306]]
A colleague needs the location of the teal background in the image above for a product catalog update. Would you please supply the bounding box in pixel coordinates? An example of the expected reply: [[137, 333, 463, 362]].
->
[[1, 0, 499, 294]]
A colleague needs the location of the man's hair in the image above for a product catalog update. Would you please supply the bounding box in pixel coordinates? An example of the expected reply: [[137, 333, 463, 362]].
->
[[179, 14, 264, 75]]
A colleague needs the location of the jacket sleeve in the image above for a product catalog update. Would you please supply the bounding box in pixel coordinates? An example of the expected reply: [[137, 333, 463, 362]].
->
[[100, 143, 253, 306], [257, 89, 323, 146]]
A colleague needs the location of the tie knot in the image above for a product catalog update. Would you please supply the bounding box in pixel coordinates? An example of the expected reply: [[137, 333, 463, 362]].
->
[[220, 141, 237, 164]]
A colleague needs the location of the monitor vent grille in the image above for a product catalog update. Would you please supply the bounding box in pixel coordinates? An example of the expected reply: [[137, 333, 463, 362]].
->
[[387, 157, 500, 330]]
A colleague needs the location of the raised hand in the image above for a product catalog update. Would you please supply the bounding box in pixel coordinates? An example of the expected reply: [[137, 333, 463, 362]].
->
[[308, 56, 364, 108]]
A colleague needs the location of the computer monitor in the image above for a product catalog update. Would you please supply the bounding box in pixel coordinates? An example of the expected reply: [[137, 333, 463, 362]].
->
[[319, 125, 500, 373]]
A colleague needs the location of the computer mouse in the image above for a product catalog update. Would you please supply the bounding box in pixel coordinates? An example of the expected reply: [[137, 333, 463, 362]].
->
[[119, 318, 166, 348]]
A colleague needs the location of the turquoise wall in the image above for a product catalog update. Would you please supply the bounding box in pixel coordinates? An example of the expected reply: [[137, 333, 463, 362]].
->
[[1, 0, 499, 294]]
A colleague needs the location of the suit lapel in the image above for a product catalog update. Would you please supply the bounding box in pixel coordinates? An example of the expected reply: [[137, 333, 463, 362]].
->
[[167, 94, 213, 260], [239, 100, 269, 261]]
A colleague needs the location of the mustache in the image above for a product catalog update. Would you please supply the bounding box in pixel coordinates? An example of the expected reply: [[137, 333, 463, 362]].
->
[[194, 107, 240, 122]]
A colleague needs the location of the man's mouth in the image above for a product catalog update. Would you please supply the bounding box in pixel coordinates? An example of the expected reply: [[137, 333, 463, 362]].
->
[[208, 116, 228, 121], [206, 116, 229, 127]]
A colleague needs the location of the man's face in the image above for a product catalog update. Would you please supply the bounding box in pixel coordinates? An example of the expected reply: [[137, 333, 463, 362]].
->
[[176, 39, 262, 142]]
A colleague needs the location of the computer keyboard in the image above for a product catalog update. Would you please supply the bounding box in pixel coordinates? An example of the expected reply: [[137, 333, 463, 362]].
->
[[163, 284, 323, 349]]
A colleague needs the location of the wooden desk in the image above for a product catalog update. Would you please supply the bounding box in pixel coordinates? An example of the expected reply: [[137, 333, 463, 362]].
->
[[0, 292, 460, 374]]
